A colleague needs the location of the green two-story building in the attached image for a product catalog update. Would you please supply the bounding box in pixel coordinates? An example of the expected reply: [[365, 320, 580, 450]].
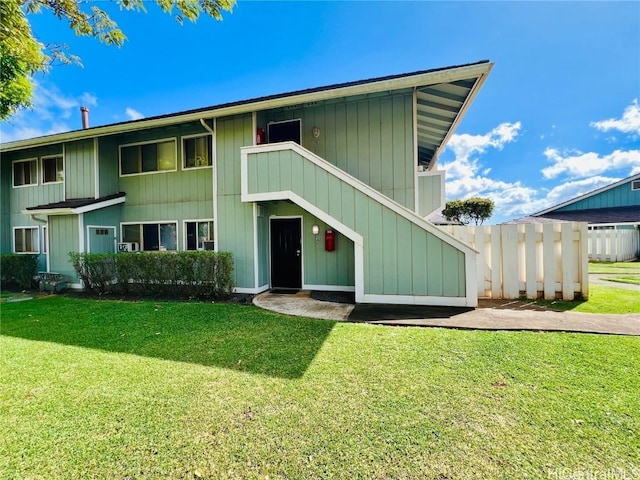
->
[[1, 60, 493, 306]]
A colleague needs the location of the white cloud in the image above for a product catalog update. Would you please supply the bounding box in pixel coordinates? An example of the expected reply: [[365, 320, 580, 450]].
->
[[81, 93, 98, 107], [441, 122, 540, 218], [0, 82, 99, 142], [590, 99, 640, 137], [125, 108, 144, 120], [542, 148, 640, 179]]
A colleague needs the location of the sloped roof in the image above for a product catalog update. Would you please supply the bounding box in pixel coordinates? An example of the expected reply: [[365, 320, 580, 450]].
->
[[24, 192, 126, 215], [504, 206, 640, 225], [1, 60, 493, 165], [532, 173, 640, 216]]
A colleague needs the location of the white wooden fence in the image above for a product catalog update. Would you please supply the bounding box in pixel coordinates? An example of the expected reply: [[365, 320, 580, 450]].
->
[[441, 222, 588, 300], [588, 228, 639, 262]]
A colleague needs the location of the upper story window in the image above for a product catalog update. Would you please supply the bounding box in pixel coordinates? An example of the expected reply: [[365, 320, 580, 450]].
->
[[14, 227, 39, 253], [13, 159, 38, 187], [632, 180, 640, 191], [42, 155, 64, 183], [119, 139, 177, 176], [183, 135, 212, 169]]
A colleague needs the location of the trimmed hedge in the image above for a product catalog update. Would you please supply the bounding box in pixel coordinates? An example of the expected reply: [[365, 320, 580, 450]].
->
[[0, 254, 38, 291], [69, 251, 234, 299]]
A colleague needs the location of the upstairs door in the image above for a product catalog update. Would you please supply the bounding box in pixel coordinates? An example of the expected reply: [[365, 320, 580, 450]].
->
[[270, 218, 302, 289], [87, 226, 116, 253]]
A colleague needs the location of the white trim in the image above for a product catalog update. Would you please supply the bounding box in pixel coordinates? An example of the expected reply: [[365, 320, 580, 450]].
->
[[241, 143, 478, 306], [360, 293, 476, 307], [303, 284, 355, 292], [534, 173, 640, 215], [212, 118, 219, 247], [2, 62, 493, 152], [78, 213, 85, 254], [269, 215, 304, 289], [12, 226, 40, 254], [413, 87, 419, 212], [11, 158, 38, 188], [119, 220, 179, 251], [93, 138, 99, 198], [429, 70, 492, 165], [23, 195, 127, 216], [234, 285, 270, 295], [45, 218, 50, 272], [241, 142, 476, 254], [86, 225, 117, 253], [181, 133, 213, 170], [40, 154, 64, 185], [253, 203, 260, 290], [182, 218, 215, 251], [62, 144, 66, 201], [118, 137, 178, 177]]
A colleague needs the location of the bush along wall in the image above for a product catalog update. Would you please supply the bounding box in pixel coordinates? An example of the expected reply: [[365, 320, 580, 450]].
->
[[69, 251, 234, 299], [0, 254, 38, 291]]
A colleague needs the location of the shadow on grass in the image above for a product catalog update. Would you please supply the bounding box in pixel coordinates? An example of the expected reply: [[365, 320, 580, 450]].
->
[[0, 296, 336, 379]]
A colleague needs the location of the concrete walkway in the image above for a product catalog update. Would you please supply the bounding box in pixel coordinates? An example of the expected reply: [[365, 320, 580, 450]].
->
[[253, 291, 640, 336]]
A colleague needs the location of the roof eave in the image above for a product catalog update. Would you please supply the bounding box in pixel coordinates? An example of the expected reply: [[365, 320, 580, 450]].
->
[[533, 173, 640, 216], [1, 62, 493, 153]]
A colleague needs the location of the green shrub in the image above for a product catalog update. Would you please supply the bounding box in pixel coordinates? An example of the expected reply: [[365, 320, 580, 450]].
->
[[69, 251, 234, 299], [0, 254, 38, 291]]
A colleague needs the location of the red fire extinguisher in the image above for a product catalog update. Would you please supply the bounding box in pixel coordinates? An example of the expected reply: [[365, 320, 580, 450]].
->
[[256, 128, 265, 145], [325, 230, 335, 252]]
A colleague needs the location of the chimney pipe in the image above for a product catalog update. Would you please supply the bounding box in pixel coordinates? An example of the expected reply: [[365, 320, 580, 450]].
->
[[80, 106, 89, 129]]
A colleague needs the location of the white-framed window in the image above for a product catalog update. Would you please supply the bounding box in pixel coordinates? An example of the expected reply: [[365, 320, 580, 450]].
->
[[632, 180, 640, 191], [182, 134, 213, 169], [13, 158, 38, 187], [13, 227, 39, 253], [42, 155, 64, 184], [184, 220, 215, 250], [121, 222, 178, 251], [119, 138, 177, 176]]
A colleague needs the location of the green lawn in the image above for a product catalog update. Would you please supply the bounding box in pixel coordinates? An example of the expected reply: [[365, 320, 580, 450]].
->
[[1, 296, 639, 479], [589, 260, 640, 274], [535, 284, 640, 314], [606, 276, 640, 286]]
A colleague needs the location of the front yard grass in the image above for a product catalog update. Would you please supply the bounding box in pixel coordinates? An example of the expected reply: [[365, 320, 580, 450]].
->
[[535, 284, 640, 314], [589, 260, 640, 274], [1, 296, 638, 479]]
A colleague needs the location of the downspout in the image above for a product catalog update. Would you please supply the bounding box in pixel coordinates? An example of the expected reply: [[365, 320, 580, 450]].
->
[[199, 118, 214, 135]]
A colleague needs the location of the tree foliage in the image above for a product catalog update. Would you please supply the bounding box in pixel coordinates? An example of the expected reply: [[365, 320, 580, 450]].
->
[[442, 197, 495, 225], [0, 0, 235, 120]]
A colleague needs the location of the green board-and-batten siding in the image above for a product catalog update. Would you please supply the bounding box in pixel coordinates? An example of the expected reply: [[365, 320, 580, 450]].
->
[[555, 179, 640, 211], [215, 114, 257, 289], [417, 172, 444, 217], [257, 90, 416, 210], [64, 139, 95, 199], [244, 145, 469, 300]]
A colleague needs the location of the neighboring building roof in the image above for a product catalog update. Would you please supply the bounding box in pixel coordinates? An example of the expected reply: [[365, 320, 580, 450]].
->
[[1, 60, 493, 168], [504, 206, 640, 226], [532, 173, 640, 216], [23, 192, 126, 215]]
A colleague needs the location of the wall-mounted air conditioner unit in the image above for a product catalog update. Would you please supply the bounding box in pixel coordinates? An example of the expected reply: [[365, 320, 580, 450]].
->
[[117, 242, 140, 252], [203, 241, 215, 251]]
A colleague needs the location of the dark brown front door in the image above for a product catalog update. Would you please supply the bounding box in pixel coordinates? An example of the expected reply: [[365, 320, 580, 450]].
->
[[270, 218, 302, 289]]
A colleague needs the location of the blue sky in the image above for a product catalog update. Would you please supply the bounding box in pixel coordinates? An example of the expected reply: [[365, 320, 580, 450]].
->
[[1, 1, 639, 224]]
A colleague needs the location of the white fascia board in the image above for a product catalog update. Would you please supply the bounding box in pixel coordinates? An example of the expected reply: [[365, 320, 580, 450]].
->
[[1, 63, 493, 153], [429, 67, 493, 166], [360, 293, 476, 307], [21, 195, 125, 216], [242, 142, 477, 255], [534, 173, 640, 216]]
